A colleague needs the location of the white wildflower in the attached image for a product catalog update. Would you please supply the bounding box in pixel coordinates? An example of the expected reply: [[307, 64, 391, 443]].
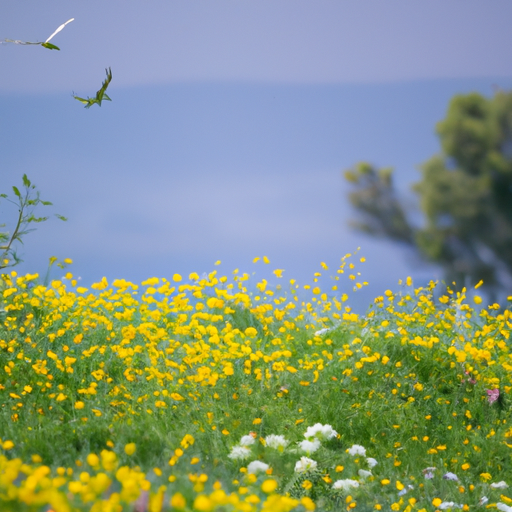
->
[[439, 502, 463, 510], [265, 434, 289, 450], [240, 435, 256, 447], [479, 497, 489, 505], [304, 424, 323, 439], [358, 469, 372, 479], [298, 438, 321, 454], [247, 460, 270, 474], [319, 424, 338, 440], [228, 446, 252, 460], [294, 456, 317, 473], [443, 472, 459, 481], [347, 444, 366, 456], [332, 479, 359, 490], [366, 457, 378, 468], [491, 481, 509, 489], [497, 504, 512, 512], [314, 328, 330, 336], [304, 423, 338, 441]]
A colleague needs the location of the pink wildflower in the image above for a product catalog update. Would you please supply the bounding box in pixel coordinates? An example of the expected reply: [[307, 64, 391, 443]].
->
[[486, 389, 499, 404]]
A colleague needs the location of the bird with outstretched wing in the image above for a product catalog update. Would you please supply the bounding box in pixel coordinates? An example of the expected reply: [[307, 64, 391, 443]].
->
[[73, 68, 113, 108], [1, 18, 74, 50]]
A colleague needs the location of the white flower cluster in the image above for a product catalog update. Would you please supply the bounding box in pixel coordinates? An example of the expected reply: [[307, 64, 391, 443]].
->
[[438, 502, 463, 510], [332, 478, 359, 490], [240, 435, 256, 447], [264, 434, 289, 450], [228, 445, 252, 460], [346, 444, 377, 472], [298, 438, 321, 454], [296, 423, 339, 457], [332, 444, 379, 491], [292, 423, 339, 473], [228, 426, 379, 492], [295, 456, 318, 473], [228, 433, 256, 460], [229, 433, 274, 473], [366, 457, 378, 468], [347, 444, 366, 456], [247, 460, 269, 475], [303, 423, 338, 441]]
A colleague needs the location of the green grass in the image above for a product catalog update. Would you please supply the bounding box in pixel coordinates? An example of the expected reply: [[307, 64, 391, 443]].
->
[[0, 256, 511, 512]]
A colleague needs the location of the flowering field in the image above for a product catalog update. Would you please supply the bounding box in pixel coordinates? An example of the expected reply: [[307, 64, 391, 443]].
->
[[0, 253, 511, 512]]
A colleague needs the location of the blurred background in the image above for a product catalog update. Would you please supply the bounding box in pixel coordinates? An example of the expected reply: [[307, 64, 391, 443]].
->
[[2, 1, 512, 311]]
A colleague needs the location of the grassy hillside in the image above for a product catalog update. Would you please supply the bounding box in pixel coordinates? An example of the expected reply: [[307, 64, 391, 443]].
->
[[0, 253, 511, 512]]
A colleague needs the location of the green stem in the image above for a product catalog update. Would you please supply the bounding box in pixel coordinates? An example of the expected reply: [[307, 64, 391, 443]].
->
[[0, 204, 25, 269]]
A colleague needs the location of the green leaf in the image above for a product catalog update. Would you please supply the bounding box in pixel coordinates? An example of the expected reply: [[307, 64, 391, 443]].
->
[[26, 215, 49, 223], [55, 214, 68, 221], [13, 231, 28, 241], [41, 42, 60, 50], [41, 200, 53, 206], [22, 174, 31, 187], [12, 186, 21, 198]]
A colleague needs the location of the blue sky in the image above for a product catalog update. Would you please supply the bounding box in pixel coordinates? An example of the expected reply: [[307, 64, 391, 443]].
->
[[2, 2, 512, 310]]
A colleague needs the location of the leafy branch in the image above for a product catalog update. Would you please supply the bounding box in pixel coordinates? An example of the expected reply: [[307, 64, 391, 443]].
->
[[0, 175, 67, 270]]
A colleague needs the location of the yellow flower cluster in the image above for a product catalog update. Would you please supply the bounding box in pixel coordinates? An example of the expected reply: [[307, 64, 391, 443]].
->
[[0, 253, 511, 510], [0, 448, 314, 512]]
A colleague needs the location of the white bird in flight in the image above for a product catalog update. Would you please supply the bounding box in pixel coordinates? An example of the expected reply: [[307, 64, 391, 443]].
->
[[1, 18, 74, 50]]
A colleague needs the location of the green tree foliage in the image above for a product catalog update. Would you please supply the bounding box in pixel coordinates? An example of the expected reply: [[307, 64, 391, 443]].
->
[[345, 89, 512, 298]]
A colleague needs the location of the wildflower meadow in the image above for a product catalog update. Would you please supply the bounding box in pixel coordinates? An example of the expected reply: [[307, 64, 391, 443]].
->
[[0, 252, 511, 512]]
